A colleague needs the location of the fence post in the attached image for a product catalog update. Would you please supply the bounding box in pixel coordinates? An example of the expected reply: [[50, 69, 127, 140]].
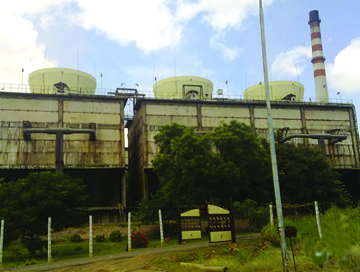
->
[[48, 217, 51, 262], [270, 205, 274, 226], [314, 201, 323, 239], [159, 210, 164, 247], [128, 212, 131, 252], [0, 220, 4, 268], [89, 215, 93, 257]]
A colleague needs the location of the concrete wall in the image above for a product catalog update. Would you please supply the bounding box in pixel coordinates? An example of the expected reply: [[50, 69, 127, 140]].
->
[[129, 98, 360, 201], [0, 92, 127, 168], [0, 92, 128, 211]]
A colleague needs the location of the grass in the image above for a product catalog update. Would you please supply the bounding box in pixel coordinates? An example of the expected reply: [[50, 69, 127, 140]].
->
[[3, 207, 360, 270], [150, 207, 360, 272], [0, 233, 210, 268]]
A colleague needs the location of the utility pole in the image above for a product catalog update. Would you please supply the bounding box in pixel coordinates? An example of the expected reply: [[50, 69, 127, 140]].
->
[[259, 1, 289, 271]]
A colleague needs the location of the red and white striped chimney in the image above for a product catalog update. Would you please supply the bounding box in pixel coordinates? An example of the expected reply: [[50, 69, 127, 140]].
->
[[309, 10, 329, 102]]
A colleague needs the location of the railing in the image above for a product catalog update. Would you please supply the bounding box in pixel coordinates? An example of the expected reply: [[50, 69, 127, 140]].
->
[[0, 83, 353, 105]]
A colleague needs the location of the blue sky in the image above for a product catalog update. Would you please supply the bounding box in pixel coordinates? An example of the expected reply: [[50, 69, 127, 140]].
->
[[1, 0, 360, 112]]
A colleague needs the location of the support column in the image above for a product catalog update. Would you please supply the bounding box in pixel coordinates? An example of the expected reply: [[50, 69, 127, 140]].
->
[[121, 171, 126, 207], [249, 106, 255, 132], [56, 131, 64, 173], [197, 104, 202, 132], [300, 108, 308, 146], [58, 99, 64, 128]]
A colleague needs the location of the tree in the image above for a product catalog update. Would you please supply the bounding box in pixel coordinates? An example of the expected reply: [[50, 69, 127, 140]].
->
[[212, 121, 273, 203], [152, 121, 273, 206], [135, 191, 177, 237], [0, 172, 88, 257], [150, 121, 348, 218], [153, 123, 219, 205], [276, 143, 349, 206]]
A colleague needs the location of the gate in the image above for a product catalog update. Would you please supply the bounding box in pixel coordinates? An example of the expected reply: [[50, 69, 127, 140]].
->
[[207, 202, 236, 243], [177, 199, 236, 244], [177, 207, 201, 244]]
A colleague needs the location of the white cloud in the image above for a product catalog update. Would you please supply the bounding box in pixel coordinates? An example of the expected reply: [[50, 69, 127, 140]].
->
[[72, 0, 183, 52], [176, 0, 273, 61], [71, 0, 274, 53], [210, 34, 242, 62], [327, 38, 360, 93], [271, 46, 312, 79], [0, 1, 59, 85], [176, 0, 274, 31]]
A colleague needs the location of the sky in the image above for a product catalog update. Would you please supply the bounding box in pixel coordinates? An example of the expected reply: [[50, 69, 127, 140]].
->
[[1, 0, 360, 116]]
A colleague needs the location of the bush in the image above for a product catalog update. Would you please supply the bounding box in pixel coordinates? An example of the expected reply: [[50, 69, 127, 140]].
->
[[234, 199, 269, 231], [131, 231, 149, 249], [69, 234, 82, 243], [109, 230, 122, 242], [261, 224, 280, 247], [95, 234, 105, 242]]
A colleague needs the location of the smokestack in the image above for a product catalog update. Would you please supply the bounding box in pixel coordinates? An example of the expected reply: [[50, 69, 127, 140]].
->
[[309, 10, 329, 102]]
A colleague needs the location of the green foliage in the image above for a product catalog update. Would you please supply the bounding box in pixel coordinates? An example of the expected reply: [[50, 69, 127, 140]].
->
[[152, 121, 348, 210], [276, 143, 349, 205], [153, 123, 219, 205], [0, 172, 88, 257], [314, 207, 360, 261], [234, 199, 269, 231], [152, 121, 272, 205], [109, 230, 122, 242], [260, 224, 280, 247], [131, 231, 149, 249], [235, 247, 253, 262], [212, 121, 272, 203], [95, 234, 105, 242], [21, 237, 46, 255], [69, 234, 82, 243]]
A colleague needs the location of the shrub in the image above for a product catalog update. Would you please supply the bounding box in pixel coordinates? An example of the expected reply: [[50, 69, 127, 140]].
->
[[234, 199, 269, 231], [131, 231, 149, 249], [109, 230, 122, 242], [261, 223, 280, 247], [69, 234, 82, 243], [95, 234, 105, 242]]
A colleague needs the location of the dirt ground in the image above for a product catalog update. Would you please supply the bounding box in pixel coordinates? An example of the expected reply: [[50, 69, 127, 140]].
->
[[48, 254, 164, 272]]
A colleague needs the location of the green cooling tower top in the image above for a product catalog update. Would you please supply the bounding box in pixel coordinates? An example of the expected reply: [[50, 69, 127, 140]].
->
[[28, 68, 96, 95], [153, 76, 213, 99]]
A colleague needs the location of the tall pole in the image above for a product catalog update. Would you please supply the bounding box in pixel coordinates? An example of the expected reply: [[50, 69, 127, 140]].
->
[[259, 1, 289, 271], [159, 210, 164, 247], [314, 201, 323, 238], [0, 220, 4, 268], [89, 215, 93, 257], [128, 212, 131, 252], [48, 217, 51, 262], [269, 205, 274, 226]]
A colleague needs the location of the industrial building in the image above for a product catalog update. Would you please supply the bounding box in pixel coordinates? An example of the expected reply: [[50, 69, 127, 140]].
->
[[127, 78, 359, 203], [0, 68, 128, 223], [0, 10, 359, 219], [127, 10, 360, 203]]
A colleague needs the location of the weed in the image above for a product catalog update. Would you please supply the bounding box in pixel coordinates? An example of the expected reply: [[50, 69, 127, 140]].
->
[[177, 252, 197, 262], [109, 230, 122, 242], [235, 248, 253, 262], [95, 234, 105, 242], [25, 259, 37, 266], [260, 223, 279, 246], [196, 251, 204, 262], [152, 257, 165, 265], [69, 234, 82, 243]]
